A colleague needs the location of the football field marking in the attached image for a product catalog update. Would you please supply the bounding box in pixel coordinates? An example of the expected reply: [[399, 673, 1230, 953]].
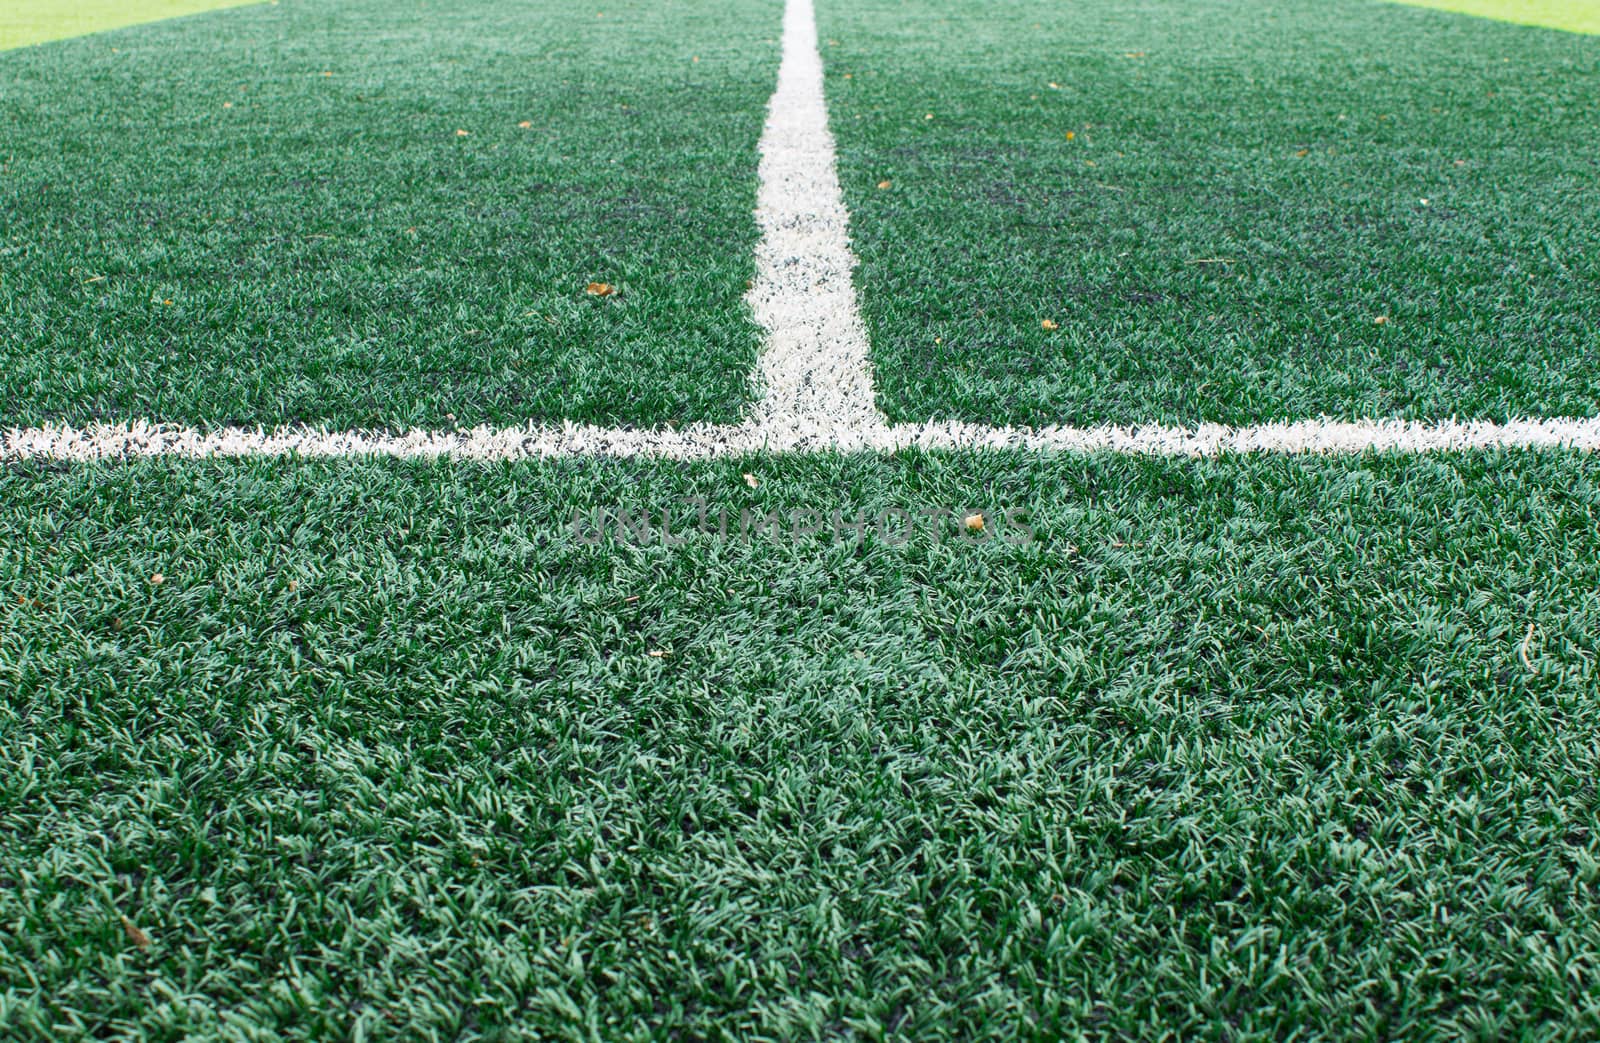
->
[[745, 0, 888, 449], [3, 0, 1599, 461]]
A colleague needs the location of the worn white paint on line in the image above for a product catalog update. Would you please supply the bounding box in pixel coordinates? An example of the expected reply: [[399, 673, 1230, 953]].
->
[[742, 0, 887, 447], [8, 416, 1600, 461]]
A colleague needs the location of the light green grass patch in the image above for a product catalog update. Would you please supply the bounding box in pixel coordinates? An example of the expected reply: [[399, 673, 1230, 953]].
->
[[1391, 0, 1600, 34], [0, 0, 261, 51]]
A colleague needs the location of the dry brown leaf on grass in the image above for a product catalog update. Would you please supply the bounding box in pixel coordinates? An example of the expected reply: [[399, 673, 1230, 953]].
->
[[1374, 315, 1390, 325], [121, 916, 151, 950], [743, 473, 759, 488], [585, 282, 615, 297], [1040, 319, 1059, 330], [877, 179, 892, 189], [518, 120, 532, 129]]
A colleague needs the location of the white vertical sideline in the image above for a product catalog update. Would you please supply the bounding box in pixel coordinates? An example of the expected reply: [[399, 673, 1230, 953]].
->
[[3, 0, 1599, 461], [744, 0, 888, 448]]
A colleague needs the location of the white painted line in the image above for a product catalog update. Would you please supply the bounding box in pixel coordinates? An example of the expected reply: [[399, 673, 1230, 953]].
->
[[3, 0, 1597, 463], [875, 416, 1600, 455], [743, 0, 888, 447], [8, 416, 1600, 461]]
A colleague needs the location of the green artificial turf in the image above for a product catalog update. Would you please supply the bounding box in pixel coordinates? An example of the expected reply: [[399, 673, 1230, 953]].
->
[[4, 450, 1600, 1039], [1392, 0, 1600, 35], [819, 0, 1600, 428], [0, 1, 261, 52], [0, 0, 779, 430]]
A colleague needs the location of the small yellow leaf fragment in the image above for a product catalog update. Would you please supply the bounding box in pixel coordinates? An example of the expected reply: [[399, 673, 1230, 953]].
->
[[121, 916, 152, 950], [223, 102, 233, 109], [1048, 82, 1060, 89], [322, 70, 332, 77], [1065, 131, 1075, 141], [287, 579, 299, 592], [1295, 148, 1309, 157], [965, 514, 985, 533], [924, 113, 934, 120], [455, 129, 470, 137], [1374, 315, 1390, 326], [1041, 319, 1059, 330], [876, 179, 892, 189], [150, 573, 165, 586], [585, 282, 615, 297], [743, 473, 759, 489], [518, 120, 532, 128], [647, 649, 670, 658]]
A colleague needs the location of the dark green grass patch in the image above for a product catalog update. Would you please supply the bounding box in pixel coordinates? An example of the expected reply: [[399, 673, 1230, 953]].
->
[[820, 0, 1600, 428], [3, 450, 1599, 1039], [0, 0, 780, 430]]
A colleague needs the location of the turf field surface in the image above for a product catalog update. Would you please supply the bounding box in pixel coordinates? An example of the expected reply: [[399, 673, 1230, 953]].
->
[[4, 450, 1599, 1039], [5, 0, 1600, 1037], [820, 0, 1600, 428], [0, 1, 260, 52], [1, 0, 780, 431]]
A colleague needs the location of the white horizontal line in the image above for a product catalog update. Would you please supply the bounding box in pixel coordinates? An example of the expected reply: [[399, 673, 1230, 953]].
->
[[5, 416, 1599, 461]]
